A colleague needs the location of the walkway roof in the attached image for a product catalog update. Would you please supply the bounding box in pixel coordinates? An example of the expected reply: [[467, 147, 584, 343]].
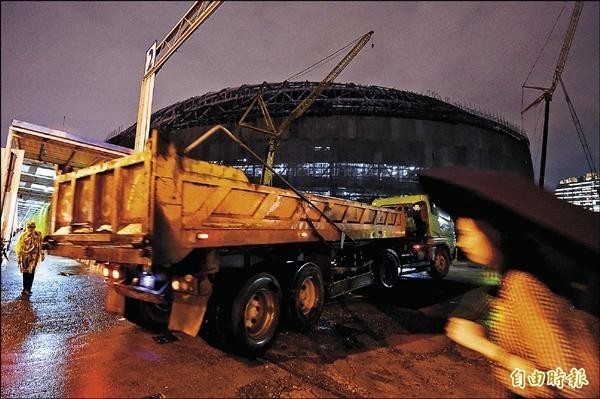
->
[[7, 119, 132, 170]]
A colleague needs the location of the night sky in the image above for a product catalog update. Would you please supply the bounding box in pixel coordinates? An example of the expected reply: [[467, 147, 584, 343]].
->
[[1, 1, 598, 190]]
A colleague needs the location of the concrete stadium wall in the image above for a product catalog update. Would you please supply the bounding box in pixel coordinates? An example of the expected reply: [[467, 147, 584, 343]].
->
[[169, 114, 533, 199]]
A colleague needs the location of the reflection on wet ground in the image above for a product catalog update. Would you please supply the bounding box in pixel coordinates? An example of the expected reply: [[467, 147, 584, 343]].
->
[[1, 254, 119, 398], [2, 250, 505, 398]]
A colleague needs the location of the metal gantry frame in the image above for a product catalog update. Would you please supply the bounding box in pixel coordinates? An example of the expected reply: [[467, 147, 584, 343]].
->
[[134, 1, 222, 152]]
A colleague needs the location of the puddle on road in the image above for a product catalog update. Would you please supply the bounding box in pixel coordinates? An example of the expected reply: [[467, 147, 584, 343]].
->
[[56, 264, 88, 276], [312, 319, 366, 350], [2, 332, 68, 398]]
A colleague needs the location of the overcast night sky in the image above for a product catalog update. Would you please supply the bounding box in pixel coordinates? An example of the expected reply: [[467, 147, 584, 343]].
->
[[1, 1, 598, 191]]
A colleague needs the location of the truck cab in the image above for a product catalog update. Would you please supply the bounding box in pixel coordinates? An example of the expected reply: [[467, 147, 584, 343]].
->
[[372, 194, 456, 279]]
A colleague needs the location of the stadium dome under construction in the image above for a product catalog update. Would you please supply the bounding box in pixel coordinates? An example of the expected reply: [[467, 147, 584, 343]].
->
[[107, 81, 533, 202]]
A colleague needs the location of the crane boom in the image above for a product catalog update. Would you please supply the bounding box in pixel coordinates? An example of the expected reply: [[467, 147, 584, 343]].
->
[[521, 1, 583, 115], [550, 1, 583, 93], [134, 1, 222, 152], [258, 31, 374, 185], [520, 0, 583, 188], [278, 31, 374, 134]]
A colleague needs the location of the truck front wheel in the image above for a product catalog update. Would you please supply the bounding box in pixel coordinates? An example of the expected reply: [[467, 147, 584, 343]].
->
[[230, 272, 281, 356], [374, 249, 400, 289], [428, 247, 450, 279]]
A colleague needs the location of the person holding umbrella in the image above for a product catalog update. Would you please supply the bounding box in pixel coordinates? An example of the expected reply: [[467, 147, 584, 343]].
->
[[418, 167, 598, 398]]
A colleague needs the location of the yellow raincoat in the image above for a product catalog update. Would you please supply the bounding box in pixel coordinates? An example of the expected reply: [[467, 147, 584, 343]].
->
[[16, 229, 44, 273]]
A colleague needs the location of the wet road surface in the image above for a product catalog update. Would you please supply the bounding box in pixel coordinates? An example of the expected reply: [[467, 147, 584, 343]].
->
[[1, 251, 507, 398]]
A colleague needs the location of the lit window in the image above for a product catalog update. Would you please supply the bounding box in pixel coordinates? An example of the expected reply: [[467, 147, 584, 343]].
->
[[36, 168, 55, 178]]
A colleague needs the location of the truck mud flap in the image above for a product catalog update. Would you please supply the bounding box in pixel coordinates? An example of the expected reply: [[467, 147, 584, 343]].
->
[[168, 277, 213, 337], [106, 283, 126, 314], [107, 281, 167, 315]]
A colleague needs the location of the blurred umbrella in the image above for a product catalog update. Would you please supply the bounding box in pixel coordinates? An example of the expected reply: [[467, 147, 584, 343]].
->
[[418, 167, 599, 315]]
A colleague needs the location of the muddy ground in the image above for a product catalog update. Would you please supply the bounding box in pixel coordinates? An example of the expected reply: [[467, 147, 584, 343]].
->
[[2, 254, 507, 398]]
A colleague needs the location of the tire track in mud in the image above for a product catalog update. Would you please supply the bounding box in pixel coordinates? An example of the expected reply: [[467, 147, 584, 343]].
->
[[257, 352, 368, 398], [246, 297, 396, 397]]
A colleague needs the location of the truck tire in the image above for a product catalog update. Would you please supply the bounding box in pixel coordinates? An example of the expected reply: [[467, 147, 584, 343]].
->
[[428, 247, 450, 279], [125, 297, 171, 331], [284, 262, 324, 330], [374, 249, 400, 289], [229, 272, 281, 356]]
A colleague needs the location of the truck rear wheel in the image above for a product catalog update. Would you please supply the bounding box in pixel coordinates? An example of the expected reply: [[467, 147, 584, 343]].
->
[[374, 249, 400, 289], [229, 272, 281, 356], [285, 262, 324, 330], [428, 247, 450, 279]]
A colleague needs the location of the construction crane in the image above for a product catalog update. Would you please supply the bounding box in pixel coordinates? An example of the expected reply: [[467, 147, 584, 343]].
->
[[521, 0, 583, 188], [239, 31, 374, 186], [134, 1, 222, 152]]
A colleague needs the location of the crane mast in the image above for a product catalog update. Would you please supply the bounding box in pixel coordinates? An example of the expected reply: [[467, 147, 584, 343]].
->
[[521, 1, 583, 187]]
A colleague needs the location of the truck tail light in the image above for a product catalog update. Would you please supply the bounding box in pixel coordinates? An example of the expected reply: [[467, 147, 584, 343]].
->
[[171, 274, 198, 294], [102, 264, 123, 281]]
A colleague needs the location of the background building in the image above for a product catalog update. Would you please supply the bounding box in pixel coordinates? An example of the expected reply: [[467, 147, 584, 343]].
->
[[107, 82, 533, 202], [554, 172, 600, 212]]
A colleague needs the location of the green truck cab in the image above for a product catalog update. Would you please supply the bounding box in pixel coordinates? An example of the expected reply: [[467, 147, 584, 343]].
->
[[372, 194, 456, 279]]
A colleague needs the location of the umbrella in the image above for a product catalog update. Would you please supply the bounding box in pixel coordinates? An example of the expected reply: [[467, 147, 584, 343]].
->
[[418, 167, 599, 315]]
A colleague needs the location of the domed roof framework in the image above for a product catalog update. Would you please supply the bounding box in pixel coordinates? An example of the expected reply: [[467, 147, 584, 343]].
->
[[107, 81, 528, 147]]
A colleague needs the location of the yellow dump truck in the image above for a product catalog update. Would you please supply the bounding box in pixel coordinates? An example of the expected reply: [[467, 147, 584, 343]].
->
[[372, 194, 456, 280], [45, 128, 435, 355]]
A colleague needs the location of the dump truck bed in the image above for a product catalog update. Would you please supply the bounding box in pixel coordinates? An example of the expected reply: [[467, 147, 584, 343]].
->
[[47, 135, 406, 266]]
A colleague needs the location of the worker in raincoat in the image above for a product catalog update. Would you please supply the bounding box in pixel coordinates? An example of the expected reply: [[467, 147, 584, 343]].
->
[[419, 167, 599, 398], [16, 221, 45, 296]]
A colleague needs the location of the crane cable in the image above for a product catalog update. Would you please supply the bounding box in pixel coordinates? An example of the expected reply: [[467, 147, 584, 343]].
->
[[285, 33, 372, 82], [559, 77, 598, 175], [520, 1, 568, 127]]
